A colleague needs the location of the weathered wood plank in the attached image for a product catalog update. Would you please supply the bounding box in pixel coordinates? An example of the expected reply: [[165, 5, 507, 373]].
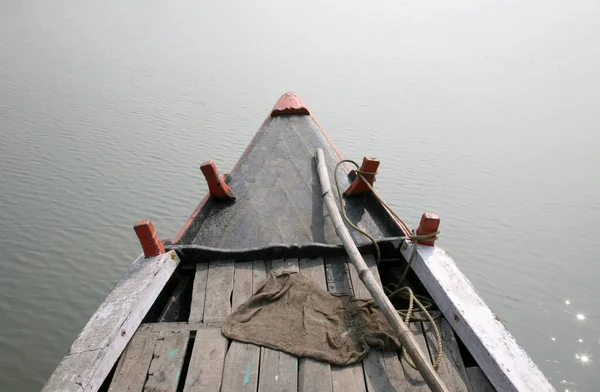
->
[[348, 254, 410, 392], [257, 258, 299, 392], [221, 342, 260, 392], [184, 260, 240, 391], [400, 323, 430, 392], [348, 254, 379, 298], [42, 252, 180, 392], [422, 317, 472, 391], [252, 259, 267, 293], [108, 330, 159, 392], [324, 256, 354, 295], [299, 358, 332, 392], [269, 257, 300, 273], [466, 367, 494, 392], [220, 260, 264, 392], [298, 258, 333, 392], [232, 261, 253, 311], [183, 328, 228, 392], [189, 263, 208, 323], [144, 330, 190, 392], [258, 348, 298, 392], [324, 256, 368, 392], [330, 365, 366, 392], [42, 350, 100, 392], [362, 350, 409, 392], [70, 253, 178, 354], [203, 260, 235, 324], [402, 245, 553, 391], [298, 258, 327, 287]]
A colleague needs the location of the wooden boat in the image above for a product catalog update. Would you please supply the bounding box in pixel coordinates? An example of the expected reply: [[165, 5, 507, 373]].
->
[[43, 92, 554, 392]]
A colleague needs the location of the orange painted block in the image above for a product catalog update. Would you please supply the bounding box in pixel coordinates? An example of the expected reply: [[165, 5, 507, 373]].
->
[[134, 220, 165, 258], [416, 212, 440, 246], [200, 161, 235, 200], [344, 157, 380, 196], [270, 92, 310, 117]]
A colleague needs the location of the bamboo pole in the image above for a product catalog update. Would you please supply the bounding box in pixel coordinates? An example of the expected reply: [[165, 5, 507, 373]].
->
[[315, 148, 449, 392]]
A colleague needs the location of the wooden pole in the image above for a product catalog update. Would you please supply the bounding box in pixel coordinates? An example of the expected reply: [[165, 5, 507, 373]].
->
[[315, 148, 449, 392]]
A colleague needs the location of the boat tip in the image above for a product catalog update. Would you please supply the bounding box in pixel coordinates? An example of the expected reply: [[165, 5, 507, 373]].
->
[[270, 91, 310, 117]]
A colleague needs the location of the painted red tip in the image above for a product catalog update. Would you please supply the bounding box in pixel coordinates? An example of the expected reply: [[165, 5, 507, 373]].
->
[[270, 92, 310, 117], [200, 160, 235, 201], [134, 220, 165, 258], [344, 157, 380, 196], [416, 213, 440, 246]]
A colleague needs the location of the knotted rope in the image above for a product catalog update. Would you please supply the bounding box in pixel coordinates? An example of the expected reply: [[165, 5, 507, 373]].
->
[[334, 159, 443, 370]]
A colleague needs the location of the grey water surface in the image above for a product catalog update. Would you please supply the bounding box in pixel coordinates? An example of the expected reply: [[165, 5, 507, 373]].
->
[[1, 0, 598, 390]]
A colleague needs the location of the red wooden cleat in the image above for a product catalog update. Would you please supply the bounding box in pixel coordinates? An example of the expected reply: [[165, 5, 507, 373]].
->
[[416, 213, 440, 246], [134, 220, 165, 258], [344, 157, 380, 196], [200, 160, 235, 201]]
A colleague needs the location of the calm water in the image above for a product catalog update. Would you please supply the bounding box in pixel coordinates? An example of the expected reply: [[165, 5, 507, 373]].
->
[[1, 0, 599, 390]]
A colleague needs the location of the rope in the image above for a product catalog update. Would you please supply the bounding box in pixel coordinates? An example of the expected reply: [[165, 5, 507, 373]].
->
[[334, 160, 444, 370]]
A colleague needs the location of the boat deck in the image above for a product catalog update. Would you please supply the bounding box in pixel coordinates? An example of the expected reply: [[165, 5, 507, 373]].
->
[[106, 256, 495, 392], [176, 115, 401, 249]]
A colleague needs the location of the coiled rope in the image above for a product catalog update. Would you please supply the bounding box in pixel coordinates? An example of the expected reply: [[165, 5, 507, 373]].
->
[[334, 159, 444, 370]]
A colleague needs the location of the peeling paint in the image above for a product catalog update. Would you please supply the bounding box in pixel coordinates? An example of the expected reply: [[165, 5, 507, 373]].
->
[[168, 346, 181, 358], [243, 361, 252, 385]]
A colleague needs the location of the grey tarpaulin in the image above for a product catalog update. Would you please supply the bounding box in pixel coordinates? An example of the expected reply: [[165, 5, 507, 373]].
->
[[222, 271, 402, 365]]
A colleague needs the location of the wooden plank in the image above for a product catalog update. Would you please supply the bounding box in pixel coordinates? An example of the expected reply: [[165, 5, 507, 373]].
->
[[298, 358, 332, 392], [348, 254, 379, 298], [298, 258, 333, 392], [220, 260, 265, 392], [324, 256, 368, 392], [466, 367, 494, 392], [258, 347, 298, 392], [401, 245, 554, 391], [252, 259, 267, 293], [183, 328, 228, 392], [298, 258, 327, 287], [422, 317, 472, 391], [330, 365, 366, 392], [108, 330, 159, 392], [400, 323, 430, 392], [348, 255, 410, 392], [203, 260, 235, 324], [184, 260, 240, 391], [232, 261, 253, 311], [362, 351, 409, 392], [144, 330, 190, 392], [221, 342, 260, 392], [257, 258, 299, 392], [269, 257, 300, 273], [189, 263, 208, 323], [42, 350, 100, 392], [325, 256, 354, 295], [42, 252, 180, 392]]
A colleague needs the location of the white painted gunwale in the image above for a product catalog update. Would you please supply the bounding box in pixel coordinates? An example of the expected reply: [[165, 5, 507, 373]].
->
[[401, 244, 555, 392], [42, 251, 180, 392]]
